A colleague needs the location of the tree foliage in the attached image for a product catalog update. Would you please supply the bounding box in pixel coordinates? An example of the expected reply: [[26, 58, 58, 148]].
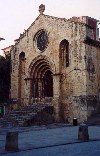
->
[[0, 54, 11, 103]]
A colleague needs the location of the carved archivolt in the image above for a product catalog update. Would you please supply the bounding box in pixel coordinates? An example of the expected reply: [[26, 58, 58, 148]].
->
[[28, 55, 56, 78]]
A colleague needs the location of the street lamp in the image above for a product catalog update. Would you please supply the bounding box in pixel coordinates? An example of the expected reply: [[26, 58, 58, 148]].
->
[[0, 37, 5, 41]]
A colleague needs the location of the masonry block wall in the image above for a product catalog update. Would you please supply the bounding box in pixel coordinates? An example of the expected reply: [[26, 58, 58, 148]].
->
[[11, 12, 100, 123]]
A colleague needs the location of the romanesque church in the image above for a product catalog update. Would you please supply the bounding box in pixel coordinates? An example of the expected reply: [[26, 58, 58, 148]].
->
[[11, 4, 100, 123]]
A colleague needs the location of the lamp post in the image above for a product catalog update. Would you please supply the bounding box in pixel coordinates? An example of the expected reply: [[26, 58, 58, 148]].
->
[[0, 37, 5, 41]]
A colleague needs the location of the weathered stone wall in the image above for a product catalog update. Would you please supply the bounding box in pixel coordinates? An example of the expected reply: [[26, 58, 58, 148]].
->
[[11, 13, 99, 123], [59, 22, 87, 122], [85, 44, 100, 116], [11, 46, 19, 100]]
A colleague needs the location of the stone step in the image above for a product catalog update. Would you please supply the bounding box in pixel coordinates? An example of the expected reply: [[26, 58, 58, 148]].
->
[[0, 102, 53, 127]]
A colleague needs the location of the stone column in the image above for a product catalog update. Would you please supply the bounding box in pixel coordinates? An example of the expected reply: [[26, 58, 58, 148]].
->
[[52, 73, 61, 122], [42, 78, 44, 98], [24, 78, 32, 105], [38, 78, 42, 100], [33, 79, 36, 99]]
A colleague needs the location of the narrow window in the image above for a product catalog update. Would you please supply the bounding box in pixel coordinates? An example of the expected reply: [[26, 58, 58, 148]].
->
[[66, 42, 69, 67], [59, 39, 69, 69]]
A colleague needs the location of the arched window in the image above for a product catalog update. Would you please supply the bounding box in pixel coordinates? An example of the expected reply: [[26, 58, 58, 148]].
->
[[19, 52, 25, 74], [18, 52, 25, 102], [19, 52, 25, 61], [59, 39, 69, 69]]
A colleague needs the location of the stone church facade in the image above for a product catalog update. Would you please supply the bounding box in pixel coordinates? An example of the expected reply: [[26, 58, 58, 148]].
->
[[11, 5, 100, 123]]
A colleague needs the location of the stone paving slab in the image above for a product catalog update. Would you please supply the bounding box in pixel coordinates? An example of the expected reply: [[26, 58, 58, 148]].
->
[[4, 140, 100, 156], [0, 124, 100, 155]]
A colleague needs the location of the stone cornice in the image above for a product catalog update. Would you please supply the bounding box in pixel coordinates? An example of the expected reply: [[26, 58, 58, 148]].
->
[[84, 36, 100, 48]]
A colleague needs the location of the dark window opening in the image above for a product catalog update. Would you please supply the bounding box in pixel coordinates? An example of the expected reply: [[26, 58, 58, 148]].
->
[[44, 71, 53, 97], [59, 39, 69, 68], [66, 43, 69, 67]]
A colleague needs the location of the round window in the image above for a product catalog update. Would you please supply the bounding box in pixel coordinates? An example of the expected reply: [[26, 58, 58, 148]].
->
[[36, 30, 48, 52]]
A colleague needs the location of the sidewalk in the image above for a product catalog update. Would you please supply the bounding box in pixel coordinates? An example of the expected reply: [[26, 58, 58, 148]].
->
[[0, 124, 100, 155]]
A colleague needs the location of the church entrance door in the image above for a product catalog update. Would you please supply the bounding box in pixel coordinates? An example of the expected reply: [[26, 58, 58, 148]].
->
[[32, 70, 53, 99], [43, 70, 53, 97], [30, 57, 54, 101]]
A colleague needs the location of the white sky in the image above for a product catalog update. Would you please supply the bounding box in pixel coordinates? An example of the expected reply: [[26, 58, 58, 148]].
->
[[0, 0, 100, 55]]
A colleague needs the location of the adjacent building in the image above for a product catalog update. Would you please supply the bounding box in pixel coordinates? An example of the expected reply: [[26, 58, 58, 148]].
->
[[2, 45, 13, 57]]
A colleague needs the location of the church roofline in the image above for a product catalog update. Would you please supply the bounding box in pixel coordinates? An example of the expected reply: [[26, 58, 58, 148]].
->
[[15, 14, 88, 42], [13, 9, 99, 45], [1, 45, 13, 51], [28, 14, 88, 31]]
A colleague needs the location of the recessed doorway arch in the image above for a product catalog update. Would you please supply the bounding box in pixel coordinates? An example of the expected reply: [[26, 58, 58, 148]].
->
[[29, 55, 55, 100]]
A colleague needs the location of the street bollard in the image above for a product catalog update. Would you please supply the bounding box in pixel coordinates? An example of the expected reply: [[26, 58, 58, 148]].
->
[[78, 124, 89, 142], [5, 131, 19, 151], [73, 118, 78, 126]]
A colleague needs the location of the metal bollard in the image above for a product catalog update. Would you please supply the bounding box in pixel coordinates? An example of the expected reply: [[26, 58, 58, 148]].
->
[[78, 124, 89, 142], [5, 131, 19, 151], [73, 118, 78, 126]]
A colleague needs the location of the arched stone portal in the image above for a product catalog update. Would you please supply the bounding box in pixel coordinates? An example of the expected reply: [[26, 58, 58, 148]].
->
[[28, 55, 55, 101], [32, 70, 53, 99], [27, 55, 61, 122]]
